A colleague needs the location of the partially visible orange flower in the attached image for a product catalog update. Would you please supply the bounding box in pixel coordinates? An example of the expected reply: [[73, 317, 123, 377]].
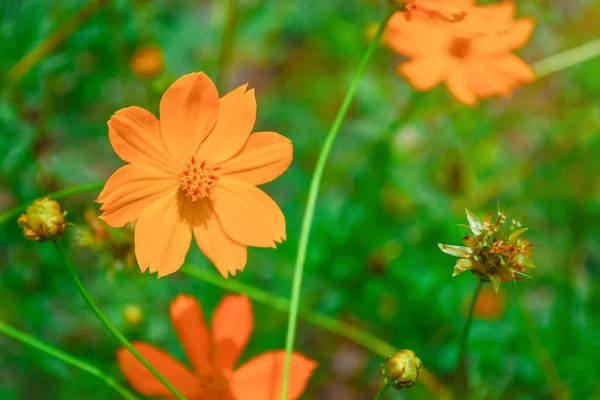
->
[[96, 72, 293, 277], [404, 0, 467, 24], [471, 287, 505, 320], [117, 294, 317, 399], [387, 1, 535, 106], [130, 46, 165, 78]]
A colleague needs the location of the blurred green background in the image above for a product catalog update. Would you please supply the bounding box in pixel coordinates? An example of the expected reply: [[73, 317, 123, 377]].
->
[[1, 0, 600, 399]]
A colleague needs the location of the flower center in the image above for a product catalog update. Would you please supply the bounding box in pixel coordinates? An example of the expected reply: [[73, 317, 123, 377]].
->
[[449, 36, 472, 59], [179, 156, 221, 201], [197, 370, 234, 400]]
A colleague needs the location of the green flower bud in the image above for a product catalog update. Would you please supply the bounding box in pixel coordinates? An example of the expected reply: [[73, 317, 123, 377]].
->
[[381, 349, 422, 389], [17, 197, 68, 242]]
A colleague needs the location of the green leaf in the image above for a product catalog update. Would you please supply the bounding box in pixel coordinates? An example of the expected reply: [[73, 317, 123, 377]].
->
[[465, 209, 483, 236], [438, 243, 472, 257], [515, 253, 536, 269]]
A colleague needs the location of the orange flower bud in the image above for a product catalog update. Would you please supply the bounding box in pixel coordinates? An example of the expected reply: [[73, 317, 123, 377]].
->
[[17, 197, 68, 242], [129, 46, 164, 78]]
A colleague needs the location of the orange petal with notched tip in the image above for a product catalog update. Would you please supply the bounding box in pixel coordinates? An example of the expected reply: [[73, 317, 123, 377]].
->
[[134, 189, 192, 276], [198, 84, 257, 164], [474, 17, 535, 54], [445, 61, 477, 106], [212, 295, 253, 371], [466, 58, 511, 98], [213, 179, 286, 248], [398, 56, 448, 91], [230, 351, 317, 400], [492, 54, 535, 84], [386, 14, 448, 58], [96, 164, 177, 228], [117, 342, 203, 397], [193, 200, 247, 277], [219, 131, 293, 186], [107, 106, 178, 172], [170, 294, 212, 373], [159, 72, 220, 164]]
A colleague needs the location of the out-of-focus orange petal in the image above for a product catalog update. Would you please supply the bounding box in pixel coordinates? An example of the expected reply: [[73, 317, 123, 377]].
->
[[134, 189, 192, 276], [398, 56, 448, 91], [474, 17, 535, 53], [159, 72, 220, 164], [212, 295, 253, 371], [212, 179, 286, 248], [386, 14, 448, 57], [219, 131, 293, 186], [493, 53, 535, 85], [107, 107, 177, 172], [197, 84, 257, 164], [230, 351, 317, 400], [445, 61, 477, 106], [170, 294, 212, 373], [466, 58, 511, 98], [193, 200, 247, 278], [96, 164, 177, 228], [116, 342, 203, 396]]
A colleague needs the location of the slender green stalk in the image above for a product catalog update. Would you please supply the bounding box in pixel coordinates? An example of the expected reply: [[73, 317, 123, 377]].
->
[[0, 182, 104, 226], [279, 10, 394, 399], [215, 0, 238, 90], [0, 319, 139, 400], [179, 264, 454, 399], [53, 242, 187, 400], [374, 383, 391, 400], [456, 280, 484, 391], [532, 38, 600, 78]]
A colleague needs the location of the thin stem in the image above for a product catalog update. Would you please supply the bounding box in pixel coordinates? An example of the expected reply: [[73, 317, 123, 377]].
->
[[374, 383, 391, 400], [0, 319, 139, 400], [215, 0, 238, 90], [280, 9, 394, 399], [180, 265, 453, 399], [0, 182, 104, 226], [532, 37, 600, 78], [53, 242, 187, 400], [456, 280, 484, 391]]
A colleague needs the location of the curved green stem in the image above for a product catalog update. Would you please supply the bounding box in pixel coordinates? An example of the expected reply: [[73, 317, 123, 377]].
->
[[0, 319, 139, 400], [532, 38, 600, 78], [0, 182, 104, 226], [279, 9, 394, 399], [456, 280, 484, 391], [374, 383, 391, 400], [53, 242, 187, 400], [215, 0, 238, 90]]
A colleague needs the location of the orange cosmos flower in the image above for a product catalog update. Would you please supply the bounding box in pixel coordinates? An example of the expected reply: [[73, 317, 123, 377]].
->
[[387, 1, 535, 106], [117, 294, 317, 399], [96, 72, 292, 277]]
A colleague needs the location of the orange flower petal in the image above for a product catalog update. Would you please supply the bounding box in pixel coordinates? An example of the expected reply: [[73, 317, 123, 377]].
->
[[386, 14, 448, 57], [170, 294, 212, 373], [219, 131, 293, 186], [212, 295, 253, 371], [230, 351, 317, 400], [197, 84, 257, 164], [134, 189, 192, 276], [213, 179, 286, 248], [159, 72, 220, 164], [193, 200, 247, 277], [96, 164, 177, 228], [398, 56, 448, 91], [116, 342, 203, 396], [474, 17, 535, 54], [466, 58, 511, 98], [107, 106, 177, 172], [445, 61, 477, 106], [492, 53, 535, 85]]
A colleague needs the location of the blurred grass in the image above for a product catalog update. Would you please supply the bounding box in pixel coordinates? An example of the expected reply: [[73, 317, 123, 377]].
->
[[1, 0, 600, 399]]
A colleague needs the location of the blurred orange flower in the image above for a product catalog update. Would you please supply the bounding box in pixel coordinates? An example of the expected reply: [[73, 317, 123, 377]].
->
[[96, 72, 292, 277], [130, 46, 165, 78], [387, 1, 535, 106], [472, 287, 505, 320], [117, 294, 317, 399]]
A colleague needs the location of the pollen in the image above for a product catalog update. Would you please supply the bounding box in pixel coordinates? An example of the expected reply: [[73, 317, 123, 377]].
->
[[449, 36, 472, 59], [179, 156, 221, 201]]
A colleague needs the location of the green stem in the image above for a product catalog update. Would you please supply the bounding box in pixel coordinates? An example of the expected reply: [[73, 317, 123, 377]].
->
[[374, 383, 391, 400], [532, 38, 600, 78], [0, 182, 104, 226], [456, 280, 484, 391], [0, 319, 139, 400], [53, 242, 187, 400], [215, 0, 238, 90], [279, 9, 394, 399]]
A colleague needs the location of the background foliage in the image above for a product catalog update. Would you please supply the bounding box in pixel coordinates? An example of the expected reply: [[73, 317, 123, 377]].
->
[[1, 0, 600, 399]]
